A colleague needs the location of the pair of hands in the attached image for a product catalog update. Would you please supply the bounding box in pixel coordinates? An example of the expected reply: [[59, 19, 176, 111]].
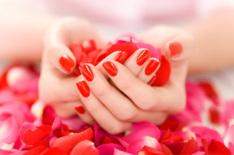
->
[[39, 17, 193, 134]]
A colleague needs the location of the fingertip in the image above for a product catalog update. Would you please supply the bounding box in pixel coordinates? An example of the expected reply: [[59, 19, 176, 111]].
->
[[74, 104, 94, 124], [74, 105, 86, 114], [168, 41, 183, 58], [102, 61, 118, 77], [165, 33, 194, 61], [59, 54, 76, 73]]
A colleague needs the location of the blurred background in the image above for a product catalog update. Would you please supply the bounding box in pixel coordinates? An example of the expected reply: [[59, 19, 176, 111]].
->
[[1, 0, 234, 38]]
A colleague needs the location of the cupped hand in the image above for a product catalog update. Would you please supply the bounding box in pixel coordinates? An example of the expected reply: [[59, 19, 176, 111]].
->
[[39, 17, 103, 117], [76, 26, 193, 134]]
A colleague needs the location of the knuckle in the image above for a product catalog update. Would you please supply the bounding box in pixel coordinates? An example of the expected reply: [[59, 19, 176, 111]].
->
[[137, 100, 155, 111]]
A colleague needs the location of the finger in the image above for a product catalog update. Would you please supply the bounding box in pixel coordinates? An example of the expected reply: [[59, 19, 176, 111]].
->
[[76, 79, 131, 134], [138, 57, 160, 83], [45, 18, 104, 74], [48, 45, 77, 74], [101, 60, 157, 110], [124, 48, 151, 76], [51, 101, 77, 117], [39, 60, 81, 103], [133, 111, 167, 124], [74, 104, 94, 125], [79, 63, 138, 121], [45, 24, 77, 74], [163, 33, 194, 84]]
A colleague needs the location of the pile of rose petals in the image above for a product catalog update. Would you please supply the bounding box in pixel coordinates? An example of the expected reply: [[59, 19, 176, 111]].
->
[[0, 37, 234, 155]]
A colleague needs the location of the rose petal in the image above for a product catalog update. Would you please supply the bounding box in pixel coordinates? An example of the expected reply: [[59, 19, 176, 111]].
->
[[207, 140, 231, 155], [179, 139, 198, 155], [114, 149, 133, 155], [98, 143, 123, 155], [190, 126, 222, 142], [21, 124, 51, 146], [121, 122, 161, 154], [0, 113, 18, 147], [71, 140, 99, 155], [24, 145, 47, 155], [52, 128, 93, 154]]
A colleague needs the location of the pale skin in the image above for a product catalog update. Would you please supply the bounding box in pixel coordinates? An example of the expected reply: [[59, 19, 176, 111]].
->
[[1, 5, 234, 133]]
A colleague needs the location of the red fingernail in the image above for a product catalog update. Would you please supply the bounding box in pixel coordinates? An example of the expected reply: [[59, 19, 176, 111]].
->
[[81, 39, 96, 53], [79, 64, 94, 81], [169, 42, 183, 57], [136, 49, 151, 65], [76, 81, 90, 97], [115, 51, 128, 63], [145, 59, 160, 75], [74, 105, 85, 114], [59, 55, 75, 73], [103, 61, 118, 76]]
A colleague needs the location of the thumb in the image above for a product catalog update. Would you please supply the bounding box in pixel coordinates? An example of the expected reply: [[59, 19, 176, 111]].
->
[[164, 32, 194, 84]]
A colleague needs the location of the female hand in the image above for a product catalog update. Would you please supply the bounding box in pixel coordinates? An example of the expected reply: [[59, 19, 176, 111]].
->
[[76, 26, 193, 134], [39, 17, 104, 117]]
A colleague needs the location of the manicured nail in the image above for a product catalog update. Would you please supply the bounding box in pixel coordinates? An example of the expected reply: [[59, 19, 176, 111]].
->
[[59, 55, 75, 73], [145, 59, 160, 75], [81, 39, 96, 53], [103, 61, 118, 76], [74, 105, 85, 114], [76, 81, 90, 97], [136, 49, 151, 65], [115, 51, 128, 63], [79, 64, 94, 81], [169, 41, 183, 57]]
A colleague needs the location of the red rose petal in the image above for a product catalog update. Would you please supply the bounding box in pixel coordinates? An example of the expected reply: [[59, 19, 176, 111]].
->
[[151, 55, 171, 86], [207, 140, 231, 155], [160, 130, 183, 144], [199, 81, 219, 105], [70, 140, 99, 155], [21, 125, 52, 146], [24, 145, 47, 155], [80, 40, 97, 54], [95, 42, 138, 64], [40, 147, 66, 155], [140, 146, 163, 155], [209, 107, 221, 124], [159, 117, 185, 131], [52, 128, 93, 154], [42, 106, 56, 125], [160, 144, 173, 155], [179, 139, 197, 155]]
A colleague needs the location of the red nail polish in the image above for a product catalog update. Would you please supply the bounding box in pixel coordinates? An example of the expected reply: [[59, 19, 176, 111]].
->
[[76, 81, 90, 97], [81, 39, 96, 54], [115, 51, 128, 63], [169, 42, 183, 57], [136, 49, 151, 65], [103, 61, 118, 76], [74, 105, 85, 114], [59, 55, 75, 73], [79, 64, 94, 81], [145, 59, 160, 75]]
